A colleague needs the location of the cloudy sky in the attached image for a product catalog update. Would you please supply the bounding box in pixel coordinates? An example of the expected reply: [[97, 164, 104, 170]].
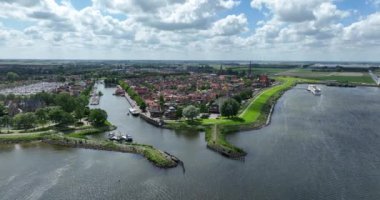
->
[[0, 0, 379, 61]]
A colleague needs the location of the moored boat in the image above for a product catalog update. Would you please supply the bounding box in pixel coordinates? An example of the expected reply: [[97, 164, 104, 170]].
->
[[129, 108, 140, 116], [307, 85, 321, 96]]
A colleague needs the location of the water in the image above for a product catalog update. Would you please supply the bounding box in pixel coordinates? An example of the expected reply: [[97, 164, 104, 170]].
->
[[1, 84, 380, 200]]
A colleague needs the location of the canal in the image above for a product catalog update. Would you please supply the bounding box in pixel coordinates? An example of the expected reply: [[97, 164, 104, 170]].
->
[[1, 84, 380, 200]]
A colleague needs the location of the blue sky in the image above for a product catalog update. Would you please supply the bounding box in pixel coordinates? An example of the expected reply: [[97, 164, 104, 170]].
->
[[0, 0, 379, 61]]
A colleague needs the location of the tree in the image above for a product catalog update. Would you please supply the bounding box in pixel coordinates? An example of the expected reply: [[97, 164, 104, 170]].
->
[[1, 115, 11, 133], [0, 117, 4, 133], [54, 93, 77, 113], [221, 98, 240, 118], [159, 94, 165, 110], [6, 72, 20, 82], [232, 94, 242, 104], [199, 103, 208, 113], [35, 108, 49, 127], [176, 107, 183, 119], [88, 109, 108, 126], [0, 104, 5, 117], [74, 96, 88, 121], [140, 101, 147, 112], [182, 105, 199, 121], [48, 107, 75, 126], [60, 112, 75, 126], [35, 92, 55, 106], [13, 113, 37, 130], [74, 107, 85, 121]]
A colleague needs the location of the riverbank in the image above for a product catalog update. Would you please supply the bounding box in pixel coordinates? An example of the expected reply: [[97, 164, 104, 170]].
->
[[0, 124, 180, 168]]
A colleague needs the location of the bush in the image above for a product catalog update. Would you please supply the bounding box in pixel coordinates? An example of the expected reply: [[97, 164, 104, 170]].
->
[[182, 105, 199, 120], [88, 109, 108, 126], [13, 112, 37, 130], [221, 98, 240, 118]]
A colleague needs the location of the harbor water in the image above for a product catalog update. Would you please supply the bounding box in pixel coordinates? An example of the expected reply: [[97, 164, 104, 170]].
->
[[1, 84, 380, 200]]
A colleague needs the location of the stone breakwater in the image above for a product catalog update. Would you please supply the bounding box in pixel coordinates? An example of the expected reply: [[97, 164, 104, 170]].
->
[[206, 143, 247, 159], [43, 138, 180, 168]]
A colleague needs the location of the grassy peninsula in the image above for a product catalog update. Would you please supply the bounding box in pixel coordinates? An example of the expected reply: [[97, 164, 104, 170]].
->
[[166, 77, 318, 158]]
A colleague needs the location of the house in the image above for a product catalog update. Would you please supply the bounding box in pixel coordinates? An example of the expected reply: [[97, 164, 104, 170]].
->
[[164, 106, 178, 120], [114, 86, 125, 96], [7, 103, 22, 116], [209, 103, 220, 114], [148, 102, 163, 118], [259, 75, 271, 87], [19, 99, 46, 112]]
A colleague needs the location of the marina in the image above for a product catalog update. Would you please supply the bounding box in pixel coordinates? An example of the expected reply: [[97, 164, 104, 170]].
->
[[0, 82, 64, 95], [90, 86, 101, 105]]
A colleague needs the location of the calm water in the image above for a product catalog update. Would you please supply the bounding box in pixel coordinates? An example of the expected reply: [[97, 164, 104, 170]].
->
[[1, 84, 380, 200]]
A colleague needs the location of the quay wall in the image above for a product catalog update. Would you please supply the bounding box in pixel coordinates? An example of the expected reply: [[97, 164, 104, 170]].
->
[[140, 113, 163, 127]]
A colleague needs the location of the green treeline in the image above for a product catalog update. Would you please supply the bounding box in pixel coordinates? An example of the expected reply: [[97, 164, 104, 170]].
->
[[119, 80, 146, 111]]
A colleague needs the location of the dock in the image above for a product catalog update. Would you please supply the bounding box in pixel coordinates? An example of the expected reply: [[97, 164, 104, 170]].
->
[[140, 113, 164, 127]]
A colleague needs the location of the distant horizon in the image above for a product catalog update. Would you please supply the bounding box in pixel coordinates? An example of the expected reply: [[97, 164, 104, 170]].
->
[[0, 58, 379, 64]]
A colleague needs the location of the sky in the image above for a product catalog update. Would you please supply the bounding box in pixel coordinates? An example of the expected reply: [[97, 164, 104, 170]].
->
[[0, 0, 379, 61]]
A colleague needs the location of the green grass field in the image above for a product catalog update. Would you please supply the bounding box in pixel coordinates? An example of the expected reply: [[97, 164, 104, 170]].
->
[[202, 77, 307, 126], [278, 68, 375, 84]]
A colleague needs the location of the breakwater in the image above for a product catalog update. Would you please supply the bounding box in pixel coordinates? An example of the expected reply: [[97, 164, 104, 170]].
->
[[206, 143, 247, 159], [43, 137, 180, 168]]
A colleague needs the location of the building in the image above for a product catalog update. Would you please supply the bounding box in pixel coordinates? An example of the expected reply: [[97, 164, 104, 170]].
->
[[259, 75, 271, 87]]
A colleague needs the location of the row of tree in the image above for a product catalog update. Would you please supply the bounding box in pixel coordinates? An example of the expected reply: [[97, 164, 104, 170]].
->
[[0, 106, 107, 132], [119, 81, 147, 111], [0, 91, 108, 131]]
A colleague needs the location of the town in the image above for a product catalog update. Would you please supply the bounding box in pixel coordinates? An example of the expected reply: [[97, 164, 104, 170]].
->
[[117, 71, 272, 121]]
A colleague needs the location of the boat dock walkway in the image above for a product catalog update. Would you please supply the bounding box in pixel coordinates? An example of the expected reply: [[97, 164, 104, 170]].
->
[[124, 91, 139, 109], [120, 85, 162, 126]]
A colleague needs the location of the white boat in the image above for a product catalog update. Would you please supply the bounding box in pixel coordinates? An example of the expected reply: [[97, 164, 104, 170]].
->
[[120, 134, 133, 142], [129, 108, 140, 116], [307, 85, 321, 96]]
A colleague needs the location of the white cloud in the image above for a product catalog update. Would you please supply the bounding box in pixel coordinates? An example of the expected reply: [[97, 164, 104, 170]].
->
[[0, 0, 378, 61], [93, 0, 240, 30], [210, 14, 248, 36], [343, 12, 380, 44], [251, 0, 327, 22], [249, 0, 349, 49]]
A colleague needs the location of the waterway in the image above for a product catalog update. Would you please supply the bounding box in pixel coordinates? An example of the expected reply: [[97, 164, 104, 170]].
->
[[1, 84, 380, 200]]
